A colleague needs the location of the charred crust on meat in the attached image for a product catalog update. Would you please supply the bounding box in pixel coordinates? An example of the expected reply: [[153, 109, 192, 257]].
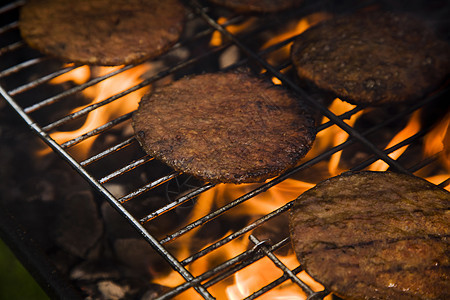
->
[[289, 171, 450, 299], [291, 11, 450, 105], [19, 0, 186, 66], [132, 72, 316, 184]]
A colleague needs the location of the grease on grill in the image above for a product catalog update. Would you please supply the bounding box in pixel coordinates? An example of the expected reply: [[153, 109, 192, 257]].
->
[[291, 11, 450, 105], [19, 0, 186, 66], [289, 171, 450, 300], [132, 72, 316, 184]]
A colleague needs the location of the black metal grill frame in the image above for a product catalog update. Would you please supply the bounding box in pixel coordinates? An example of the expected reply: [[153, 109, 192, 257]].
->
[[1, 0, 449, 299]]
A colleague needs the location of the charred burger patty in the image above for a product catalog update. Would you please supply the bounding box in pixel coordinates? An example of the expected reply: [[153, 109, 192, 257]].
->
[[289, 171, 450, 299], [19, 0, 186, 66], [291, 11, 450, 105], [132, 72, 316, 184]]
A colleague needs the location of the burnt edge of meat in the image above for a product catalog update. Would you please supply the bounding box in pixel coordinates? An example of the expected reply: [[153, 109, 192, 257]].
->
[[132, 71, 316, 184], [289, 171, 450, 300]]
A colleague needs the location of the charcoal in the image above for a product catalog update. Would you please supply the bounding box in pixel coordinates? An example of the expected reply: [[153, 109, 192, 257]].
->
[[53, 191, 103, 258]]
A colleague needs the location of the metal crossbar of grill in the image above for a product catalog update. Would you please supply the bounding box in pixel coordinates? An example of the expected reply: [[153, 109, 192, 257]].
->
[[0, 0, 448, 299]]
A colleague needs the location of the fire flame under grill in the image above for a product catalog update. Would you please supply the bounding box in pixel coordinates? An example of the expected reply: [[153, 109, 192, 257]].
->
[[0, 0, 449, 299]]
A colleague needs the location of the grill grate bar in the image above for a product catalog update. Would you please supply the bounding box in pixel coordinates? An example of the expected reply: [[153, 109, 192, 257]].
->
[[249, 235, 317, 296], [60, 112, 132, 149], [317, 106, 364, 132], [0, 20, 18, 35], [439, 178, 450, 188], [0, 0, 24, 14], [118, 171, 181, 203], [0, 40, 24, 56], [23, 64, 135, 113], [157, 237, 291, 299], [140, 183, 216, 223], [180, 202, 293, 265], [9, 63, 76, 96], [41, 45, 229, 131], [80, 137, 136, 166], [244, 265, 303, 300], [0, 57, 46, 78], [351, 130, 428, 172], [42, 79, 148, 132], [408, 152, 441, 173], [99, 155, 154, 184], [159, 184, 271, 244]]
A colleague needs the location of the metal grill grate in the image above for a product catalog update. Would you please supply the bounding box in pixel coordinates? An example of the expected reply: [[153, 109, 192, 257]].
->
[[1, 0, 449, 299]]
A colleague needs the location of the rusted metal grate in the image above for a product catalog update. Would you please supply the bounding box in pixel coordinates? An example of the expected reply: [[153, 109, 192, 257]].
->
[[0, 0, 448, 299]]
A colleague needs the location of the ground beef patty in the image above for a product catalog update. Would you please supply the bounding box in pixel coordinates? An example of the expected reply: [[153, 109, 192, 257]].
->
[[291, 11, 450, 105], [132, 72, 315, 184], [19, 0, 185, 66], [207, 0, 303, 13], [289, 171, 450, 300]]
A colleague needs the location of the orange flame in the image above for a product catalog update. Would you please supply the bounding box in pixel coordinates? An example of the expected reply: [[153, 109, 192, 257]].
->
[[50, 65, 91, 85], [43, 64, 152, 159], [306, 98, 365, 176], [369, 110, 421, 171], [226, 254, 327, 300], [152, 179, 321, 299], [262, 12, 331, 65], [426, 174, 450, 191], [423, 111, 450, 172], [210, 17, 257, 47], [188, 179, 314, 222], [271, 77, 282, 85]]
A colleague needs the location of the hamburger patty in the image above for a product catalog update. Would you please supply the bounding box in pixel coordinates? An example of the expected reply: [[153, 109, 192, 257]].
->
[[132, 72, 316, 184], [291, 11, 450, 105], [19, 0, 185, 66], [207, 0, 303, 13], [289, 171, 450, 299]]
